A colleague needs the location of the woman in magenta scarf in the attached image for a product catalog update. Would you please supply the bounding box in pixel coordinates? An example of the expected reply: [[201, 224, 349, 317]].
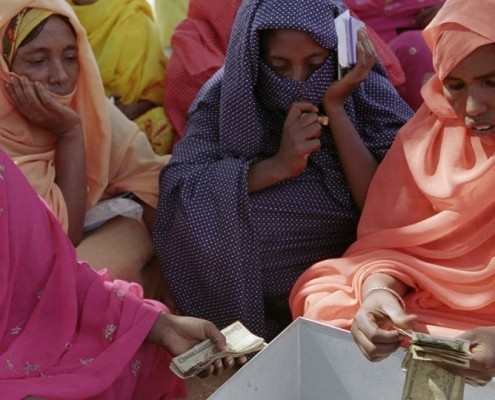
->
[[0, 147, 240, 398]]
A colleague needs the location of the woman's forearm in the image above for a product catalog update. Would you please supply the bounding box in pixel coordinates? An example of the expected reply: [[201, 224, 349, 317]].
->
[[55, 125, 87, 246], [324, 105, 378, 209]]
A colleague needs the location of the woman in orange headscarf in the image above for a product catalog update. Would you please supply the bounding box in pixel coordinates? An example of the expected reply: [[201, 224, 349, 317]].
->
[[290, 0, 495, 385], [1, 0, 166, 294]]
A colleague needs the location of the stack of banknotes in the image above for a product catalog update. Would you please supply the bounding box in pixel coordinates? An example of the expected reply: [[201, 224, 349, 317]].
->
[[170, 321, 266, 378], [398, 328, 471, 400]]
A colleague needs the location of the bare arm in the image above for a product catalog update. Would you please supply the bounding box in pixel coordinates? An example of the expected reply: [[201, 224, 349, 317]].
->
[[322, 29, 378, 210]]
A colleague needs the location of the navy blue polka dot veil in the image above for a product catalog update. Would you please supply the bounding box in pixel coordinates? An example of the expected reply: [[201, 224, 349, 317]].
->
[[153, 0, 413, 339]]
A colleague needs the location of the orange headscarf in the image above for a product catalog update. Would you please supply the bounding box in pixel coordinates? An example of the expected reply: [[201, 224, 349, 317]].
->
[[290, 0, 495, 337], [0, 0, 111, 231]]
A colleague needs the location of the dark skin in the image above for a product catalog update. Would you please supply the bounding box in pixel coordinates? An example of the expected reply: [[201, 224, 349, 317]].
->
[[249, 28, 377, 210]]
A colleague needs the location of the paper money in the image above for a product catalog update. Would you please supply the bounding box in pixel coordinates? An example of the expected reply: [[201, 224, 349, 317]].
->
[[170, 321, 266, 379], [398, 329, 470, 400]]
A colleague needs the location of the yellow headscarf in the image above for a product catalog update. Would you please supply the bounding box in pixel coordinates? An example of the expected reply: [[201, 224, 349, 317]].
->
[[3, 8, 53, 65]]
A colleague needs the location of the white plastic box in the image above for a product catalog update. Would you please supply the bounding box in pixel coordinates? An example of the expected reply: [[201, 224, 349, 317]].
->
[[210, 318, 495, 400]]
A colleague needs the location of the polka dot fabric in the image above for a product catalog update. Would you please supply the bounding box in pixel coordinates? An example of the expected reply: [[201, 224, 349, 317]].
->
[[153, 0, 413, 340]]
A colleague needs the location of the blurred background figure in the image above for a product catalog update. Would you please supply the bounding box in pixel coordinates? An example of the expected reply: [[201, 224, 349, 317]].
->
[[69, 0, 175, 155], [346, 0, 445, 110]]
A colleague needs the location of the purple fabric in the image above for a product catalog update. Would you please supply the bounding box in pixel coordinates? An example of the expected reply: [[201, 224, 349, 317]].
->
[[153, 0, 412, 339]]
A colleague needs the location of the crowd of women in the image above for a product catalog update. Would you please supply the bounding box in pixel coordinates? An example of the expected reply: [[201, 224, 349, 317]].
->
[[1, 0, 494, 397]]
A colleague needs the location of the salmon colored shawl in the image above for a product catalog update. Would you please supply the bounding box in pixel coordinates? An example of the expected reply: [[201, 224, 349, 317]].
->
[[290, 0, 495, 337], [0, 0, 164, 232], [0, 149, 186, 398], [0, 0, 111, 230], [68, 0, 167, 106]]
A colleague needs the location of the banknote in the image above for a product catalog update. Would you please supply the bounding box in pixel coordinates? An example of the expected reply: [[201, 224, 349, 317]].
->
[[402, 355, 465, 400], [398, 329, 470, 400], [170, 321, 266, 379]]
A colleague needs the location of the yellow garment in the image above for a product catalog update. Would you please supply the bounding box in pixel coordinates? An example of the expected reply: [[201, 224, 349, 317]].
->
[[0, 0, 166, 282], [153, 0, 189, 49], [69, 0, 174, 154], [3, 8, 53, 63]]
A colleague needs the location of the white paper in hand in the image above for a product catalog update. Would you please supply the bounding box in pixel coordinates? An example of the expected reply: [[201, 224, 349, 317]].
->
[[335, 10, 365, 70]]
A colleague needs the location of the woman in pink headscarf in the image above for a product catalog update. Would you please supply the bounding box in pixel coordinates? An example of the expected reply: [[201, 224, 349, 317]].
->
[[291, 0, 495, 385], [0, 146, 241, 398]]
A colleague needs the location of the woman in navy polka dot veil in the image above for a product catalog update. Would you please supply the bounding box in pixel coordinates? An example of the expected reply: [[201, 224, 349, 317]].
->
[[153, 0, 413, 340]]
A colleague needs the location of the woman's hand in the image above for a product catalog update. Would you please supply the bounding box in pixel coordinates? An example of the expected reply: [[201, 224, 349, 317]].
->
[[147, 313, 247, 377], [112, 95, 156, 121], [273, 101, 322, 179], [6, 76, 81, 137], [324, 28, 376, 109], [247, 101, 321, 192], [351, 289, 417, 362], [440, 327, 495, 386]]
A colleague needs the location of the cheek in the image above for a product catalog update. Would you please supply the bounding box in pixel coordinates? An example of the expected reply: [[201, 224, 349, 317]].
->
[[67, 63, 80, 88], [443, 89, 464, 114]]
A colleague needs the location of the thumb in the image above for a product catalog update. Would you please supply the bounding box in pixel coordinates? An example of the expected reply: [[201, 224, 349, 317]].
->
[[384, 304, 418, 330], [202, 321, 227, 352]]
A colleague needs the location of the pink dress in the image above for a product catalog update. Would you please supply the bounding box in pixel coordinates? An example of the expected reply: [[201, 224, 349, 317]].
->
[[0, 146, 187, 398]]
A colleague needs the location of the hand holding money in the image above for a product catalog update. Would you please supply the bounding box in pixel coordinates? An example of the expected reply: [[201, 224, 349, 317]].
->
[[170, 321, 266, 379]]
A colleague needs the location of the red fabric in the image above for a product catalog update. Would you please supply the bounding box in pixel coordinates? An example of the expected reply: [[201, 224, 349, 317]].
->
[[164, 0, 243, 137]]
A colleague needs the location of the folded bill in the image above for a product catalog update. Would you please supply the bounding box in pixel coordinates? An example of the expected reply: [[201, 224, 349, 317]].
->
[[170, 321, 266, 379], [398, 329, 470, 400]]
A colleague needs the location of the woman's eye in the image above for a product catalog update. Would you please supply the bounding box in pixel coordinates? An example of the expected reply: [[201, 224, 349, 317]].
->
[[484, 79, 495, 88], [445, 82, 465, 91], [29, 59, 46, 66], [309, 63, 323, 72], [271, 64, 289, 73]]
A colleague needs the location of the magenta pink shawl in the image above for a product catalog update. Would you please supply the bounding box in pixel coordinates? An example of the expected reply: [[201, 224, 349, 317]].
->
[[0, 148, 186, 398]]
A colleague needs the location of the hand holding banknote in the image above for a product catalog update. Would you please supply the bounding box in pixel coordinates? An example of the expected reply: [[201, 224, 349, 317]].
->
[[147, 313, 248, 378], [170, 321, 266, 379], [438, 327, 495, 387]]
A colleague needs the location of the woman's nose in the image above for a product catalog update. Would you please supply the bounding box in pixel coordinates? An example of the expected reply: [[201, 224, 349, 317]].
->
[[49, 60, 69, 84], [465, 88, 488, 117], [290, 66, 310, 82]]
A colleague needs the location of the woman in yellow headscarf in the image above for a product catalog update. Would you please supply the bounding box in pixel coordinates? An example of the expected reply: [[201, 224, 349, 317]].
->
[[69, 0, 174, 155], [291, 0, 495, 385], [1, 0, 167, 297]]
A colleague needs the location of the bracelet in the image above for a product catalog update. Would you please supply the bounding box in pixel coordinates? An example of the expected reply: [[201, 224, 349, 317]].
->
[[363, 287, 406, 310]]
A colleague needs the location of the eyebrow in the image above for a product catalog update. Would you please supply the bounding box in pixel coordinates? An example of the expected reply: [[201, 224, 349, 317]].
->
[[267, 51, 329, 60], [22, 44, 78, 54]]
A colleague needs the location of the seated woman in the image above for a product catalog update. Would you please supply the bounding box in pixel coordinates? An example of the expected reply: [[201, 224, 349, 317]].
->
[[153, 0, 413, 340], [291, 0, 495, 385], [0, 147, 243, 399], [69, 0, 174, 155], [1, 0, 165, 296], [346, 0, 445, 111]]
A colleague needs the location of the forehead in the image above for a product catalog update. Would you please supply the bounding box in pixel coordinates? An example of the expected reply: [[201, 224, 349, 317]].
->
[[261, 29, 325, 53], [447, 44, 495, 79], [19, 16, 77, 52]]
